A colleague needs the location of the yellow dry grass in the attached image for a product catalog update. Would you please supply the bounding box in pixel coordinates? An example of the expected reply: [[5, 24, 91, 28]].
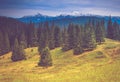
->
[[0, 38, 120, 82]]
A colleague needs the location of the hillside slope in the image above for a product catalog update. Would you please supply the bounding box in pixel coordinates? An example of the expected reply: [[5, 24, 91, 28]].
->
[[0, 39, 120, 82]]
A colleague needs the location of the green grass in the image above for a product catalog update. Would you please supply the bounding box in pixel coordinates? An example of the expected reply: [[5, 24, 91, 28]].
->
[[0, 38, 120, 82]]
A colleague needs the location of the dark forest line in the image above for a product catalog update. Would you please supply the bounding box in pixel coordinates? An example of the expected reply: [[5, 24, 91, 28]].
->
[[0, 16, 120, 66]]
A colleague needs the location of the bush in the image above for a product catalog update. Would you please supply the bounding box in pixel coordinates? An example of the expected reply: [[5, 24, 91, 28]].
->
[[95, 51, 105, 58]]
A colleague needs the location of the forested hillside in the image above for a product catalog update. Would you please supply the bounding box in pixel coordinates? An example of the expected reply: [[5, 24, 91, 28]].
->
[[0, 16, 120, 57], [0, 14, 120, 82]]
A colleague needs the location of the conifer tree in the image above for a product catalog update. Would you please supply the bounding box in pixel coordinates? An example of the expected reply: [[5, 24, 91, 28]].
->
[[62, 28, 70, 51], [73, 25, 83, 55], [101, 20, 106, 37], [95, 21, 105, 44], [49, 22, 55, 49], [32, 28, 38, 46], [28, 22, 38, 47], [11, 38, 26, 61], [83, 23, 96, 50], [107, 16, 114, 39], [2, 32, 10, 54], [68, 23, 74, 49], [38, 27, 46, 54], [113, 21, 120, 40], [38, 47, 52, 67], [0, 30, 3, 55], [19, 32, 27, 49], [107, 17, 120, 40], [54, 26, 62, 47], [44, 21, 50, 46]]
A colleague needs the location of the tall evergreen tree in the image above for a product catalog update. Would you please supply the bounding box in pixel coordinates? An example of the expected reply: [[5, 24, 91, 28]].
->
[[27, 22, 38, 47], [38, 27, 46, 54], [107, 16, 114, 39], [101, 19, 106, 37], [113, 21, 120, 40], [44, 21, 50, 46], [68, 23, 74, 49], [11, 38, 26, 61], [38, 47, 52, 67], [3, 32, 10, 53], [49, 22, 55, 49], [62, 28, 70, 51], [54, 26, 62, 47], [19, 32, 27, 49], [95, 21, 105, 44], [83, 23, 96, 50], [73, 25, 83, 55], [0, 30, 3, 55]]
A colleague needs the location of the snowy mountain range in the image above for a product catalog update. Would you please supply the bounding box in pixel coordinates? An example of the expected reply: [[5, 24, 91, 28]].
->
[[17, 13, 120, 27]]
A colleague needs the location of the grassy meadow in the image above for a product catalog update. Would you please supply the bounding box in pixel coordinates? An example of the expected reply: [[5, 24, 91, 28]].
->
[[0, 39, 120, 82]]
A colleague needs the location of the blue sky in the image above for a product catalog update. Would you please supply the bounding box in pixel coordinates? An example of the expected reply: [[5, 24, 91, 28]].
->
[[0, 0, 120, 17]]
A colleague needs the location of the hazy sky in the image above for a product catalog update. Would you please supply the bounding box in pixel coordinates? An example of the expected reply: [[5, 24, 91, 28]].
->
[[0, 0, 120, 17]]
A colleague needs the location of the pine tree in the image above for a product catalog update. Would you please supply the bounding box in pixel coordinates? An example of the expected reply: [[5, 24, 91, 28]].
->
[[113, 21, 120, 40], [68, 23, 74, 49], [101, 19, 106, 37], [54, 26, 62, 47], [107, 17, 120, 40], [95, 21, 105, 44], [38, 47, 52, 67], [107, 16, 114, 39], [0, 30, 3, 55], [37, 23, 43, 39], [73, 25, 83, 55], [38, 27, 46, 54], [31, 27, 38, 47], [62, 28, 70, 51], [44, 21, 50, 46], [83, 23, 96, 50], [11, 38, 26, 62], [3, 32, 10, 53], [28, 22, 38, 47], [19, 32, 27, 49], [49, 22, 55, 49]]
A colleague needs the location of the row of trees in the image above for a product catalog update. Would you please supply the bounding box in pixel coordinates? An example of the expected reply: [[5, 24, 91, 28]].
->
[[0, 16, 120, 67], [38, 20, 106, 66]]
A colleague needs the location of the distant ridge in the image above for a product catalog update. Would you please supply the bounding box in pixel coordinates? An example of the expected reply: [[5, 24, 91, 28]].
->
[[16, 13, 120, 27]]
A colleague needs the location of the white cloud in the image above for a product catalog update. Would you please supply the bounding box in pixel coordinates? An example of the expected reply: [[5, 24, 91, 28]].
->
[[0, 0, 120, 17]]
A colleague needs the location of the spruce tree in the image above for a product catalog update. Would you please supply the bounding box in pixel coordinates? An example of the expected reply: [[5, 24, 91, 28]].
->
[[44, 21, 50, 46], [68, 23, 74, 49], [73, 25, 83, 55], [49, 22, 55, 49], [113, 21, 120, 40], [0, 30, 3, 55], [38, 47, 52, 67], [54, 26, 62, 47], [1, 32, 11, 54], [19, 32, 27, 49], [32, 28, 38, 47], [62, 28, 70, 51], [11, 38, 26, 62], [107, 16, 114, 39], [101, 20, 106, 37], [83, 23, 96, 50], [95, 21, 105, 44], [28, 22, 38, 47], [38, 27, 46, 54]]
